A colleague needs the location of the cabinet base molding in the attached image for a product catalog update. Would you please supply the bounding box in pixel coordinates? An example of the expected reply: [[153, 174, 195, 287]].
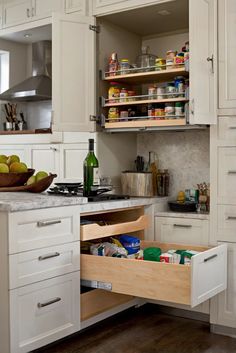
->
[[210, 324, 236, 338]]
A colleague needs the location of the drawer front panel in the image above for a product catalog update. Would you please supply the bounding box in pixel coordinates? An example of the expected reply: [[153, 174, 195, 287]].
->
[[9, 242, 80, 289], [218, 116, 236, 144], [81, 241, 227, 308], [10, 273, 80, 353], [81, 289, 133, 321], [9, 206, 80, 254], [218, 147, 236, 204], [155, 217, 209, 246], [217, 205, 236, 242]]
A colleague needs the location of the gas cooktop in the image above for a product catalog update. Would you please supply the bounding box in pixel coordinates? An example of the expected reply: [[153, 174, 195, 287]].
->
[[47, 183, 130, 202]]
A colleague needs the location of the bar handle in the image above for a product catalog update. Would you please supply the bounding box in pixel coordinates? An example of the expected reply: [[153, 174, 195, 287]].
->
[[204, 254, 217, 262], [37, 297, 61, 308], [228, 170, 236, 174], [229, 126, 236, 130], [227, 216, 236, 220], [38, 252, 60, 261], [173, 224, 192, 228], [37, 220, 61, 227]]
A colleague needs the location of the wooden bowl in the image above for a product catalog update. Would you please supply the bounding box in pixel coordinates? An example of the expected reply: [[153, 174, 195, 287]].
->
[[0, 174, 57, 193], [0, 168, 35, 187]]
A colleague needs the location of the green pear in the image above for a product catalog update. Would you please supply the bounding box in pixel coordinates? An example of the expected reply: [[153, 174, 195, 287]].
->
[[0, 163, 9, 173], [26, 175, 36, 185], [0, 155, 8, 164], [35, 171, 48, 182], [9, 162, 27, 173], [7, 155, 20, 166]]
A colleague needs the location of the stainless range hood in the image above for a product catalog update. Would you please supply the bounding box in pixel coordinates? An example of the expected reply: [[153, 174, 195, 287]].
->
[[0, 40, 52, 102]]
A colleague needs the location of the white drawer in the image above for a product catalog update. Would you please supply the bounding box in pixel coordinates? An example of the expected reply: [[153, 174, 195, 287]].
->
[[8, 206, 80, 254], [218, 147, 236, 204], [10, 273, 80, 353], [9, 242, 80, 289], [218, 116, 236, 145], [217, 205, 236, 242], [155, 217, 209, 246]]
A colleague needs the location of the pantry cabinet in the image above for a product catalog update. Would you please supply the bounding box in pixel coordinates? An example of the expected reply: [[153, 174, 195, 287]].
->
[[218, 0, 236, 111], [65, 0, 87, 15], [52, 13, 96, 132]]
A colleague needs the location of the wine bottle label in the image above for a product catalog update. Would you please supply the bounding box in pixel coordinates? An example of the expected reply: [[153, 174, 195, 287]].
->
[[93, 167, 99, 181]]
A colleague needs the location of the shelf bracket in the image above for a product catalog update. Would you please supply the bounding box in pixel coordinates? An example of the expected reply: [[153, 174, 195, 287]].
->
[[89, 115, 100, 123], [89, 25, 100, 33], [81, 279, 112, 291]]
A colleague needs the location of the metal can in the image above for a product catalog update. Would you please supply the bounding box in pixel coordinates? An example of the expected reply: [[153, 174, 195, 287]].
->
[[155, 58, 166, 71]]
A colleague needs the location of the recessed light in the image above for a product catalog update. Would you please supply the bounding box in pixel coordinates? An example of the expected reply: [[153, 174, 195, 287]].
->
[[24, 33, 32, 38], [158, 10, 171, 16]]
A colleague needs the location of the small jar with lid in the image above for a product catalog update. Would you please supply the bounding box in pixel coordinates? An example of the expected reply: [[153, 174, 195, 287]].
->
[[166, 50, 176, 70], [120, 88, 128, 102], [174, 76, 185, 97], [175, 102, 184, 117], [165, 102, 175, 118], [165, 83, 176, 98], [155, 58, 166, 71], [120, 59, 130, 75], [148, 86, 157, 100]]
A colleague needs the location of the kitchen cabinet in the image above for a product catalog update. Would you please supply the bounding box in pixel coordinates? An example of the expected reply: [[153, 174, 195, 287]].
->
[[3, 0, 33, 28], [218, 0, 236, 111], [29, 144, 60, 178], [92, 0, 166, 16], [52, 13, 96, 132], [33, 0, 64, 20], [211, 243, 236, 329], [155, 216, 209, 246], [60, 143, 88, 182], [65, 0, 87, 15], [217, 147, 236, 205]]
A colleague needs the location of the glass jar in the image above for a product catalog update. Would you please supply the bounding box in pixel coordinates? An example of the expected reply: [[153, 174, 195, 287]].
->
[[157, 87, 165, 99], [120, 59, 130, 75], [165, 102, 175, 117], [120, 88, 128, 102], [175, 102, 184, 117], [148, 86, 156, 100], [174, 76, 185, 97], [166, 83, 176, 98], [127, 90, 136, 101], [157, 169, 169, 196]]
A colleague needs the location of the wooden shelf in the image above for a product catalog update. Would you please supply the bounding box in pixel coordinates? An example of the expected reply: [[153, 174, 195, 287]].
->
[[105, 118, 186, 129], [104, 68, 189, 84], [0, 129, 52, 135], [104, 97, 188, 107]]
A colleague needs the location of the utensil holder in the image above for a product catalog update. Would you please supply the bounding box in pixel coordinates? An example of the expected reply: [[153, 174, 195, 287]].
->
[[121, 172, 153, 197], [3, 122, 16, 131]]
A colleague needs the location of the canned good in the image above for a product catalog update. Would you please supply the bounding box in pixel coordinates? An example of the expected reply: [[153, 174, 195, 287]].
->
[[166, 83, 176, 98], [165, 102, 175, 117], [157, 87, 165, 99], [155, 58, 166, 71], [174, 76, 185, 97], [174, 53, 185, 67], [148, 86, 156, 99], [108, 107, 119, 120], [120, 88, 128, 102], [120, 59, 130, 75]]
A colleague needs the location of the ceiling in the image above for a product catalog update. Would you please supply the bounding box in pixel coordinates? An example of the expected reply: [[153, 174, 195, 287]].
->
[[1, 25, 52, 43], [101, 0, 189, 37]]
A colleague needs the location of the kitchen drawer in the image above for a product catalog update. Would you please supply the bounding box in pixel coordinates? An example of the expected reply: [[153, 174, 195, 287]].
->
[[81, 214, 149, 241], [9, 242, 80, 289], [218, 147, 236, 204], [8, 206, 80, 254], [81, 289, 133, 321], [81, 241, 227, 308], [217, 205, 236, 242], [218, 117, 236, 145], [155, 217, 209, 246], [10, 272, 80, 353]]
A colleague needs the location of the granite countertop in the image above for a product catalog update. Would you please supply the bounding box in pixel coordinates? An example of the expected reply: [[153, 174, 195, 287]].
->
[[155, 211, 210, 220], [0, 193, 168, 212]]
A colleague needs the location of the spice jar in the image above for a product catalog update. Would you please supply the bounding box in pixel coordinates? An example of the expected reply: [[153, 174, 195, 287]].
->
[[148, 86, 156, 100], [127, 90, 136, 101], [157, 87, 165, 99], [166, 50, 176, 70], [120, 88, 128, 102], [120, 110, 129, 121], [120, 59, 130, 75], [174, 76, 185, 97], [155, 107, 165, 119], [108, 52, 119, 76], [165, 102, 175, 117], [166, 82, 176, 98], [175, 102, 184, 117]]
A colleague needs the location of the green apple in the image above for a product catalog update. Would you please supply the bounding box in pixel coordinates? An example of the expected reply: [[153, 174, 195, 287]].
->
[[0, 163, 9, 173], [0, 155, 8, 164], [26, 175, 36, 185], [7, 155, 20, 166], [35, 171, 48, 182]]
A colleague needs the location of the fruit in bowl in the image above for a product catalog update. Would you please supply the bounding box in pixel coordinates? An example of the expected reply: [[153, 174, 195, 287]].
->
[[0, 154, 34, 187]]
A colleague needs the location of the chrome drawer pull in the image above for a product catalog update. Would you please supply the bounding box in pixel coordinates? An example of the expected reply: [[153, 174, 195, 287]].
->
[[229, 126, 236, 129], [204, 254, 217, 262], [38, 252, 60, 261], [37, 220, 61, 227], [37, 297, 61, 308], [227, 216, 236, 220], [228, 170, 236, 174], [173, 224, 192, 228]]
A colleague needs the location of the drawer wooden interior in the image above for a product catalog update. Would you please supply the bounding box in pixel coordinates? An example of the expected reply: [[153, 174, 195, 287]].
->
[[80, 207, 148, 241], [81, 289, 134, 321], [81, 241, 227, 308]]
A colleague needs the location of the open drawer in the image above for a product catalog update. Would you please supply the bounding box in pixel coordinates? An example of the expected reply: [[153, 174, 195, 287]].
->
[[81, 241, 227, 308], [80, 209, 149, 241], [81, 289, 134, 321]]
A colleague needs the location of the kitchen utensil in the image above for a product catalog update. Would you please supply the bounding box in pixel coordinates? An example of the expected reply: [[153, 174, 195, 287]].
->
[[0, 173, 56, 193], [168, 201, 197, 212], [0, 168, 35, 187]]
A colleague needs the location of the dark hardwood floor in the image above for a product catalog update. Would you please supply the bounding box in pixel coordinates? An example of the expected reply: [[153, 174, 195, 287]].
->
[[35, 304, 236, 353]]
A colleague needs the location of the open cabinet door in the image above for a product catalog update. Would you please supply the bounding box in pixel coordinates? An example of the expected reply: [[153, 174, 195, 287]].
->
[[52, 13, 96, 132], [189, 0, 217, 125]]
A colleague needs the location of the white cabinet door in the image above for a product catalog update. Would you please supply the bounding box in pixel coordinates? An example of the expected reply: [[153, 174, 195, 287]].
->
[[218, 0, 236, 110], [3, 0, 33, 28], [92, 0, 166, 15], [189, 0, 217, 124], [33, 0, 64, 20], [60, 143, 87, 182], [30, 144, 60, 177], [65, 0, 87, 15], [211, 243, 236, 328], [218, 147, 236, 204], [52, 13, 96, 132], [0, 145, 30, 166]]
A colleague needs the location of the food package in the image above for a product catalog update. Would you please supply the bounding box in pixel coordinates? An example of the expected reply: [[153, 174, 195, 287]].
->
[[119, 234, 140, 255]]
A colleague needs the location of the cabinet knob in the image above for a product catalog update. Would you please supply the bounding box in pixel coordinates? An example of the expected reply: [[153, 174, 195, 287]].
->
[[26, 8, 30, 18], [50, 147, 58, 152], [207, 55, 214, 73]]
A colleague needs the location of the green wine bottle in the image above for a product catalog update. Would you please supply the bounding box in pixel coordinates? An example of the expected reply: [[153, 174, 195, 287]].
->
[[83, 139, 99, 196]]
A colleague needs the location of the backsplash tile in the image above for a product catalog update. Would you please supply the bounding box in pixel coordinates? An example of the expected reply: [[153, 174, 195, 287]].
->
[[137, 129, 209, 198]]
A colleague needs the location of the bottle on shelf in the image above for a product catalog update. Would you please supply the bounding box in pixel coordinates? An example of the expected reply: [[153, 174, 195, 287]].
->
[[108, 52, 119, 76], [83, 139, 99, 196]]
